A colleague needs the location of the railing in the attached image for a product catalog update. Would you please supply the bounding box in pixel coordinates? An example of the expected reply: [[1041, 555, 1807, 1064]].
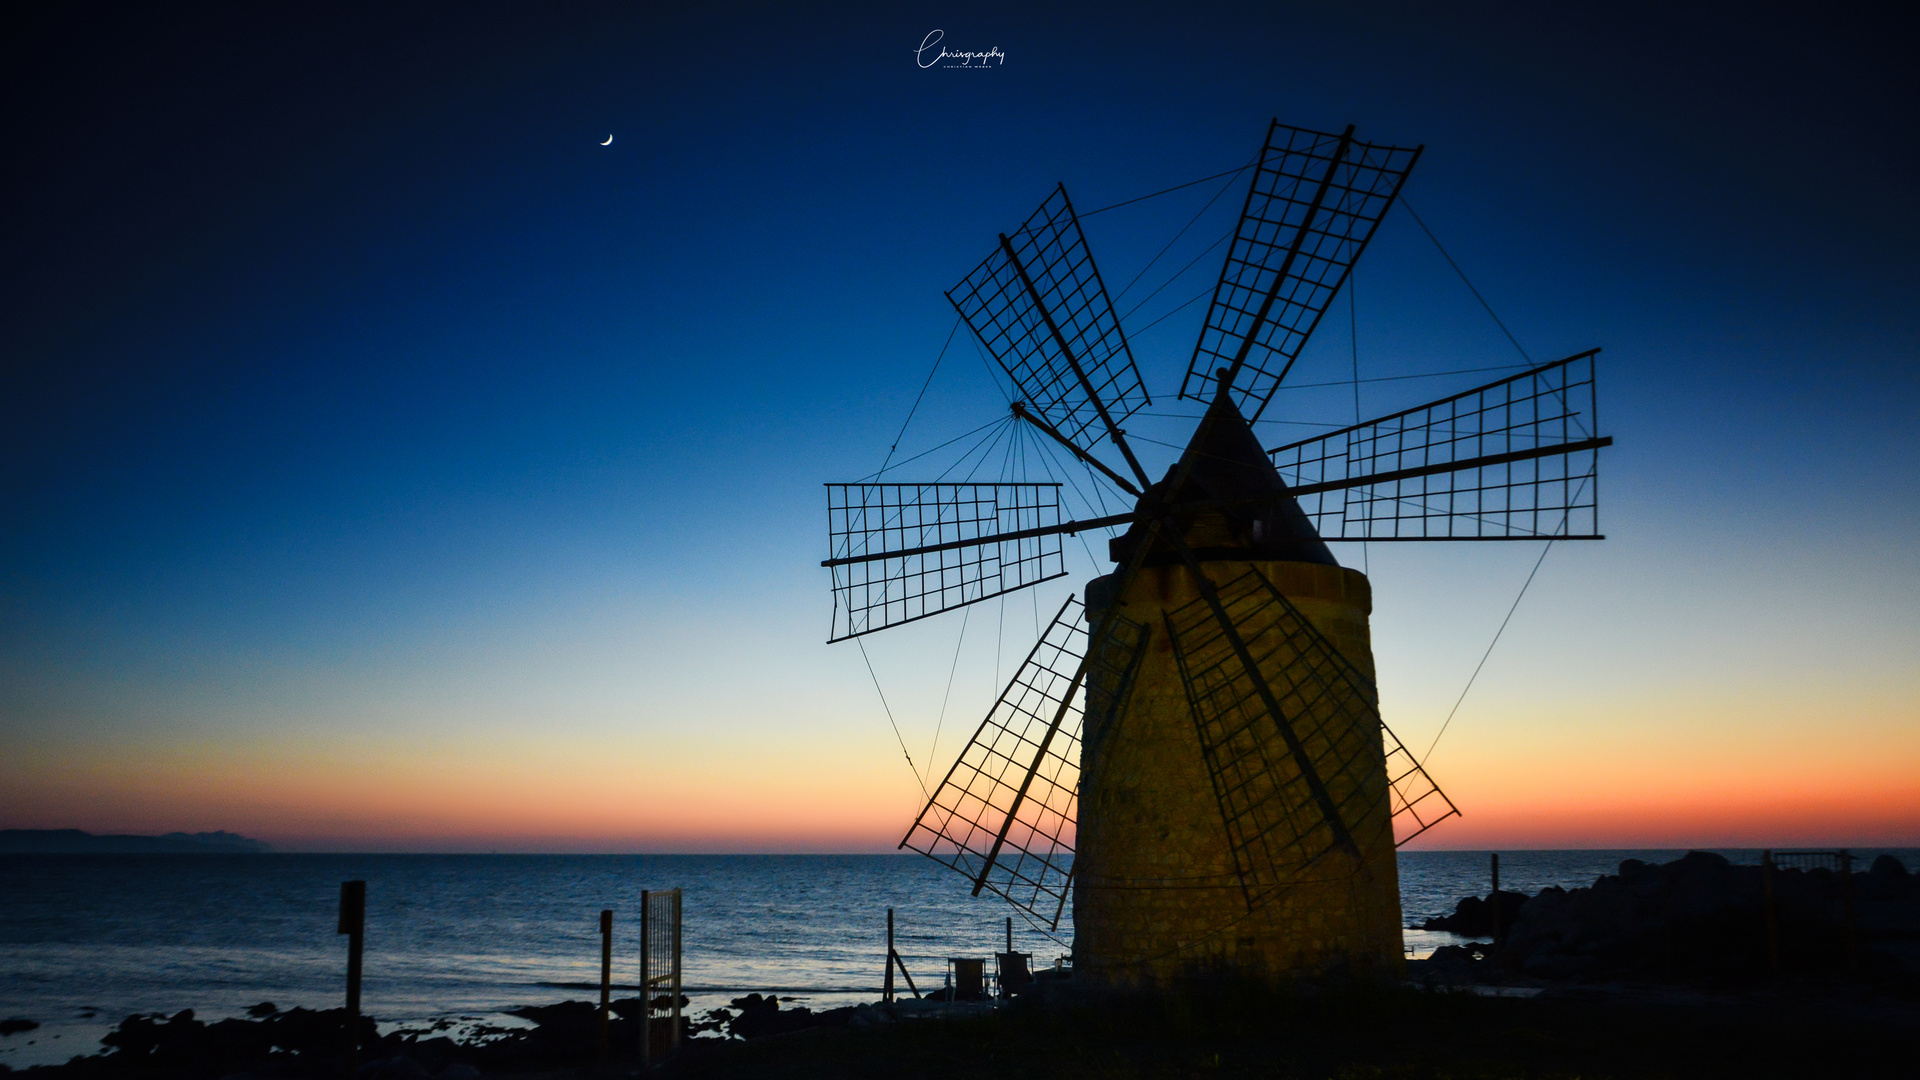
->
[[1761, 849, 1856, 973]]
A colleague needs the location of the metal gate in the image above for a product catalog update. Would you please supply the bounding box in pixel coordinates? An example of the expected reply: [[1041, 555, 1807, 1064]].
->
[[638, 888, 682, 1067]]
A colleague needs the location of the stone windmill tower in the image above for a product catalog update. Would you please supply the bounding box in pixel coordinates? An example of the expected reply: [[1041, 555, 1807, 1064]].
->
[[822, 121, 1611, 984]]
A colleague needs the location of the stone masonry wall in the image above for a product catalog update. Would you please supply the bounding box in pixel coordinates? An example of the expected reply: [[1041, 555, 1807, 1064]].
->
[[1075, 560, 1403, 985]]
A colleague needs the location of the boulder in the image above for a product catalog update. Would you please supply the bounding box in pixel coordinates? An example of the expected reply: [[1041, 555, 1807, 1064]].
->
[[1418, 890, 1529, 936]]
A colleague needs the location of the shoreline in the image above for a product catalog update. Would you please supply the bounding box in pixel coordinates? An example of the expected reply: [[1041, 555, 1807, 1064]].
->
[[6, 973, 1918, 1080]]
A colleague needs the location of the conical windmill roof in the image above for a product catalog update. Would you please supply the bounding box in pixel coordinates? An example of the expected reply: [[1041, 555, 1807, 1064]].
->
[[1109, 382, 1338, 568]]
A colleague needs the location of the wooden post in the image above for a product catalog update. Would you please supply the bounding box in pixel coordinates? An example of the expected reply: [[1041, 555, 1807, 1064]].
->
[[1490, 853, 1502, 947], [669, 890, 683, 1059], [884, 909, 895, 1003], [1762, 850, 1780, 973], [597, 909, 613, 1061], [639, 890, 651, 1071], [337, 881, 366, 1078], [1840, 850, 1857, 974]]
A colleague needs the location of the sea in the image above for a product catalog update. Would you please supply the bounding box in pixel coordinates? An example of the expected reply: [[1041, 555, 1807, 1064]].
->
[[4, 849, 1916, 1068]]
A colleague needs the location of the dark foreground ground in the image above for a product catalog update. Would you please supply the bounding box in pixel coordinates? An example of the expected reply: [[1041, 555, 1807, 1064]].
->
[[664, 980, 1915, 1080], [11, 976, 1913, 1080]]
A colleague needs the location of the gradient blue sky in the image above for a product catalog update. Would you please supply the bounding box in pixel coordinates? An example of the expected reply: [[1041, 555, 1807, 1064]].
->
[[4, 2, 1915, 850]]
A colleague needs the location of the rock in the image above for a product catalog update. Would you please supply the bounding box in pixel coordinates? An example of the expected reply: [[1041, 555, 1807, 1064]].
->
[[1418, 944, 1478, 985], [1419, 890, 1528, 936], [718, 993, 859, 1040], [243, 1002, 278, 1018], [0, 1019, 38, 1037]]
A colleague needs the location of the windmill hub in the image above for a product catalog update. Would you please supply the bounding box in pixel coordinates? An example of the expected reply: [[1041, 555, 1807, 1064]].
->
[[1104, 387, 1336, 574]]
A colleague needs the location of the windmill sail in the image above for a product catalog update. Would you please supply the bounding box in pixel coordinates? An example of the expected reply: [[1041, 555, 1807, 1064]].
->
[[948, 185, 1152, 484], [823, 482, 1070, 641], [1269, 350, 1609, 540], [1164, 566, 1455, 911], [901, 596, 1149, 928], [1180, 122, 1420, 421]]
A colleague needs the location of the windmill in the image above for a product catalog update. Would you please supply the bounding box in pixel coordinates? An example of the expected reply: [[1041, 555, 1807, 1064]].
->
[[822, 121, 1610, 983]]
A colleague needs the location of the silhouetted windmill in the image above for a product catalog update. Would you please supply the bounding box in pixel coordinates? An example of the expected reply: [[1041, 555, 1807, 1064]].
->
[[822, 121, 1611, 983]]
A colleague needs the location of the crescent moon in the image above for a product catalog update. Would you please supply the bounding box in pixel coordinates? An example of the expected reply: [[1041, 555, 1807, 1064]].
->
[[600, 134, 613, 146]]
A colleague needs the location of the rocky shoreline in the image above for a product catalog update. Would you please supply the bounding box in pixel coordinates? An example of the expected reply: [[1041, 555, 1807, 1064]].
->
[[1412, 850, 1920, 986]]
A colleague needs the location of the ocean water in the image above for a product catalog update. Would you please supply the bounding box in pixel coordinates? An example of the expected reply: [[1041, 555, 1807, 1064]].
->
[[3, 850, 1915, 1067]]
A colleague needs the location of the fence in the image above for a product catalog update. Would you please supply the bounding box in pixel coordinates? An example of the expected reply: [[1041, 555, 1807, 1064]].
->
[[639, 888, 683, 1068], [1761, 849, 1856, 973]]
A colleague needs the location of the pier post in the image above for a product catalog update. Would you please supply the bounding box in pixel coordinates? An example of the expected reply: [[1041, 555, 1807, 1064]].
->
[[1840, 850, 1857, 974], [1762, 851, 1780, 973], [337, 881, 365, 1078], [598, 909, 613, 1061], [670, 890, 683, 1059], [884, 909, 895, 1003], [639, 890, 652, 1070], [1490, 853, 1502, 947]]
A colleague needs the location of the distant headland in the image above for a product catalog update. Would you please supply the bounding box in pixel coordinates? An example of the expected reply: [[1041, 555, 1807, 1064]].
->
[[0, 829, 271, 853]]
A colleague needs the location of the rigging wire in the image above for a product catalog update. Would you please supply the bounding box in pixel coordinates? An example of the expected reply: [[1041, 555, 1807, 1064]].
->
[[1080, 159, 1259, 217], [1129, 283, 1216, 339], [1350, 273, 1369, 577], [969, 329, 1016, 406], [953, 420, 1015, 484], [876, 315, 964, 478], [1419, 540, 1553, 766], [1112, 155, 1257, 302], [1270, 363, 1532, 394], [857, 637, 932, 802], [1418, 467, 1591, 765], [994, 589, 1006, 699], [925, 605, 971, 790], [1399, 196, 1533, 365], [855, 416, 1005, 483], [1028, 433, 1119, 571], [1124, 432, 1196, 453], [1120, 228, 1236, 324]]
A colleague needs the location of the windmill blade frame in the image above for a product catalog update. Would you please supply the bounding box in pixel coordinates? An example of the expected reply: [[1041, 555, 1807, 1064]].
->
[[900, 595, 1151, 928], [1269, 349, 1610, 541], [948, 184, 1154, 488], [1164, 564, 1458, 912], [823, 482, 1072, 641], [1180, 121, 1421, 422]]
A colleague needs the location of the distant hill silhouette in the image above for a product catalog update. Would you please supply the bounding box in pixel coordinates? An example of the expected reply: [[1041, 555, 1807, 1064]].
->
[[0, 829, 270, 853]]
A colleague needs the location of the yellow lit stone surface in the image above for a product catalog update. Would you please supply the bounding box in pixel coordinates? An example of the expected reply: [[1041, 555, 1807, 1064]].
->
[[1075, 559, 1404, 985]]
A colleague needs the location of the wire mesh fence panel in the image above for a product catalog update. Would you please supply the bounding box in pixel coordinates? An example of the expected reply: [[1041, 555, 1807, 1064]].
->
[[638, 888, 681, 1067], [948, 186, 1151, 459], [825, 483, 1067, 641], [1181, 122, 1420, 420], [1770, 851, 1852, 873], [1269, 350, 1605, 540], [902, 598, 1148, 929], [1166, 568, 1449, 910]]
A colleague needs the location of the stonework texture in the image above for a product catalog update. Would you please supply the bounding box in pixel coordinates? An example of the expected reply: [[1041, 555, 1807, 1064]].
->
[[1075, 559, 1404, 986]]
